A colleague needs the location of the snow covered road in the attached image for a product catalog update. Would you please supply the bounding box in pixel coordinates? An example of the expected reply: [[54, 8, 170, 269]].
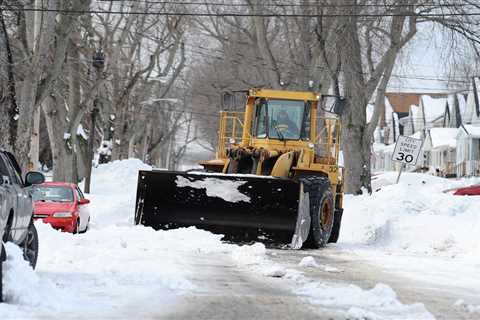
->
[[1, 160, 479, 319]]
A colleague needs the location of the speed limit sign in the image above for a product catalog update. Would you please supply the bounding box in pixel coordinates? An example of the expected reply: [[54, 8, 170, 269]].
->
[[392, 135, 423, 165]]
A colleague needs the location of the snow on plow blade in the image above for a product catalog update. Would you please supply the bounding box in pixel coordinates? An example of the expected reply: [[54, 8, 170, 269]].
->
[[135, 171, 306, 247]]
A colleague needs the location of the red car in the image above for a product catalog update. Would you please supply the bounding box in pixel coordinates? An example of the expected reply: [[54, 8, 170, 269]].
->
[[453, 184, 480, 196], [32, 182, 91, 233]]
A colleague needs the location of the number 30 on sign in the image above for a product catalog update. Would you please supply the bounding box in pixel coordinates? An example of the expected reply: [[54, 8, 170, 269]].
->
[[391, 135, 423, 166]]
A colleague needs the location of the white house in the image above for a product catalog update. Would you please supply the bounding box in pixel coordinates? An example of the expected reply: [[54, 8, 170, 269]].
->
[[443, 93, 467, 128], [371, 142, 400, 172], [371, 85, 480, 176], [456, 124, 480, 177], [424, 127, 458, 177], [463, 77, 480, 125]]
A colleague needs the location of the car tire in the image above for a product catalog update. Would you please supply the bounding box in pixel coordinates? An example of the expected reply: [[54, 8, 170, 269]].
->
[[21, 223, 39, 269], [73, 219, 80, 234], [81, 217, 90, 233], [2, 213, 13, 243]]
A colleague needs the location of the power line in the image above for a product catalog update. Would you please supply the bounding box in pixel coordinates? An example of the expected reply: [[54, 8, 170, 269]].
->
[[2, 6, 480, 17], [95, 0, 478, 9], [185, 44, 470, 84]]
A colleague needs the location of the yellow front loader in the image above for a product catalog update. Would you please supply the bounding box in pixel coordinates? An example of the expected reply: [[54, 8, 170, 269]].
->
[[135, 89, 344, 248]]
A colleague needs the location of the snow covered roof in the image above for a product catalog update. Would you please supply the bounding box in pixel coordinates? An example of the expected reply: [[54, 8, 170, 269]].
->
[[447, 94, 467, 115], [428, 128, 458, 149], [420, 95, 447, 122], [460, 124, 480, 138], [463, 77, 480, 125]]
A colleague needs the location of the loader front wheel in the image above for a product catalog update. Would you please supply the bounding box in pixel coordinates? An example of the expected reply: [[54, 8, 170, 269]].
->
[[302, 177, 334, 248]]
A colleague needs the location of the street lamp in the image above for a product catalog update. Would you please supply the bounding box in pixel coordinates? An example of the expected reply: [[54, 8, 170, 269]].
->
[[84, 49, 105, 194]]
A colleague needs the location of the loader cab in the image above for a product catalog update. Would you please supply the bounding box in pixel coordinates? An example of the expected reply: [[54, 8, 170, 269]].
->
[[253, 98, 311, 141]]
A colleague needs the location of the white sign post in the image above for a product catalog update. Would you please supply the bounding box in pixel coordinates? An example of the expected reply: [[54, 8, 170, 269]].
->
[[391, 135, 423, 183]]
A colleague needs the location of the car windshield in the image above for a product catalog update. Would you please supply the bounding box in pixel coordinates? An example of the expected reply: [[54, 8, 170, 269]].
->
[[255, 99, 307, 140], [32, 186, 74, 202]]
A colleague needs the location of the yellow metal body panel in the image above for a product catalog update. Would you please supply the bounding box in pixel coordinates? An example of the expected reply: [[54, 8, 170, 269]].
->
[[271, 151, 295, 177], [248, 88, 320, 102], [200, 88, 344, 214], [210, 88, 342, 187]]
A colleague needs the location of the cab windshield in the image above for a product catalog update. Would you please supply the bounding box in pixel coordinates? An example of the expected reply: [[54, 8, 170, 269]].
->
[[32, 186, 74, 203], [254, 99, 310, 140]]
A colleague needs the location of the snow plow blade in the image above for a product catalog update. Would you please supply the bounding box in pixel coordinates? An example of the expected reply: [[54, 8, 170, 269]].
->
[[135, 171, 307, 247]]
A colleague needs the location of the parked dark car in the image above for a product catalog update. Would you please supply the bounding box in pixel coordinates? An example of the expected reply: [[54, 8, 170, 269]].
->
[[0, 149, 45, 302]]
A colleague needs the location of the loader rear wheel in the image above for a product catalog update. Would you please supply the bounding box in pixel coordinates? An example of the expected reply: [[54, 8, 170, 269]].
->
[[301, 177, 334, 249], [328, 209, 343, 243]]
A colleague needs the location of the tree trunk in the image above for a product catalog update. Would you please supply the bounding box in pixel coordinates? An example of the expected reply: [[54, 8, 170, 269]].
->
[[112, 107, 129, 160], [29, 107, 41, 170], [339, 13, 371, 194], [0, 8, 19, 152], [43, 98, 75, 182]]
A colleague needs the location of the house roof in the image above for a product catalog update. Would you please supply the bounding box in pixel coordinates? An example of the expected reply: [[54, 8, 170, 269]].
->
[[385, 93, 421, 113], [460, 124, 480, 138], [463, 77, 480, 124], [385, 92, 448, 113], [428, 128, 458, 149], [421, 95, 448, 123]]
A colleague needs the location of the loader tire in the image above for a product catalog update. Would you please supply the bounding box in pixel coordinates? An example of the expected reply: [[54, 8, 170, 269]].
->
[[301, 176, 334, 249], [328, 209, 343, 243]]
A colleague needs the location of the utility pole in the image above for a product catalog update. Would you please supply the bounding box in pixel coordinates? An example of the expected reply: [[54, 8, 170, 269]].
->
[[84, 49, 105, 194]]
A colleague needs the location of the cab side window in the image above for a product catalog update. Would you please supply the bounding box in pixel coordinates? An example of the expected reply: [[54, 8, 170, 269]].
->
[[254, 102, 268, 138], [301, 102, 311, 140]]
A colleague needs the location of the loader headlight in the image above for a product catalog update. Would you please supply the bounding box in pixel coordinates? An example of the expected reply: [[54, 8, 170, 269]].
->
[[53, 211, 72, 218], [308, 143, 315, 148], [229, 138, 236, 144]]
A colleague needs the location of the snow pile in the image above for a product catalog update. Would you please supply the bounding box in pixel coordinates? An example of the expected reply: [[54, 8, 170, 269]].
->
[[1, 221, 233, 318], [1, 243, 71, 318], [454, 299, 480, 314], [81, 158, 151, 227], [297, 256, 343, 273], [296, 282, 433, 320], [342, 172, 480, 259], [298, 256, 319, 268], [175, 176, 251, 203], [231, 243, 267, 265], [231, 243, 287, 278], [1, 159, 235, 318]]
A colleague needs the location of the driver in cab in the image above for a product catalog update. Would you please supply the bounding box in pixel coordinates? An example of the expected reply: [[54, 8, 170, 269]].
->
[[272, 110, 299, 138]]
